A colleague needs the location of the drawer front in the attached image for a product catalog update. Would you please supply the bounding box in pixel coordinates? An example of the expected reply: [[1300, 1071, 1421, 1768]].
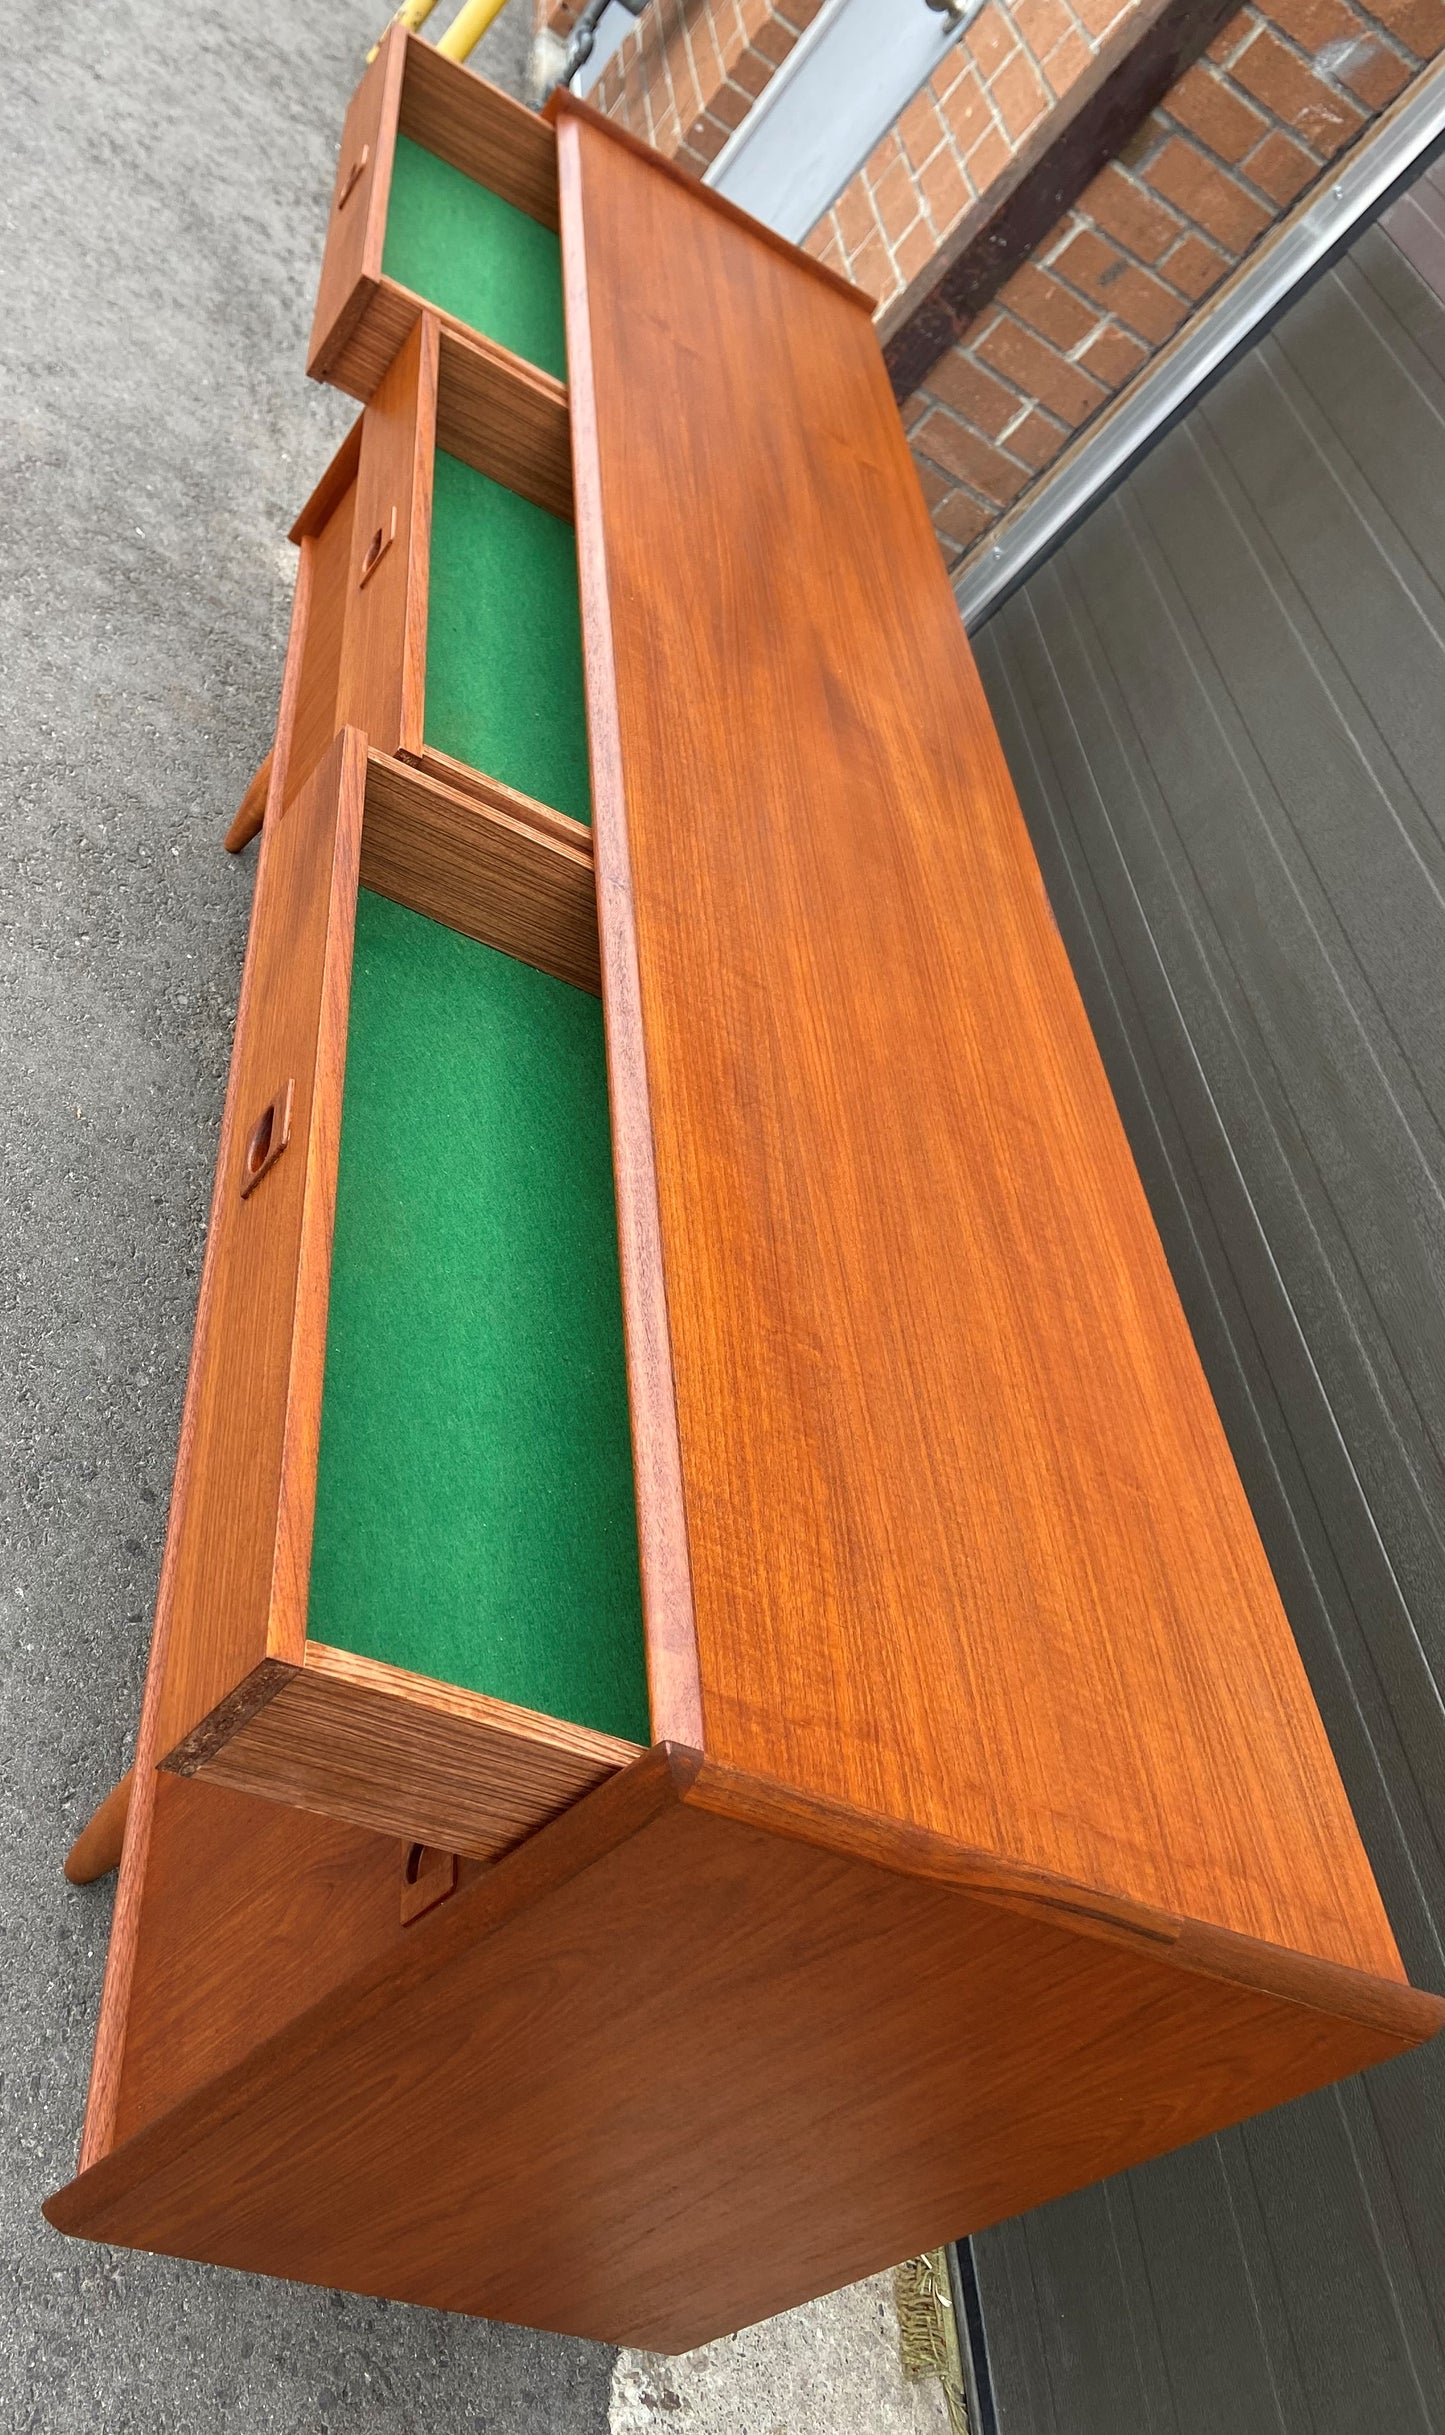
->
[[336, 311, 435, 758], [308, 29, 400, 384], [151, 730, 365, 1760]]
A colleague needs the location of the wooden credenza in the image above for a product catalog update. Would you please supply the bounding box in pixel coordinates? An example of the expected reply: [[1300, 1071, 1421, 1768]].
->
[[46, 43, 1443, 2353]]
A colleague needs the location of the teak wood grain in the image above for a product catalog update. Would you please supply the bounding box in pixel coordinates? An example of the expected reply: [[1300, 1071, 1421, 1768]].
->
[[47, 1751, 1442, 2353], [309, 29, 570, 495], [223, 750, 273, 854], [362, 749, 599, 994], [556, 107, 1419, 1983], [64, 1771, 133, 1886], [245, 334, 574, 860], [150, 731, 365, 1770], [165, 1642, 639, 1862], [73, 732, 365, 2167], [337, 312, 435, 759]]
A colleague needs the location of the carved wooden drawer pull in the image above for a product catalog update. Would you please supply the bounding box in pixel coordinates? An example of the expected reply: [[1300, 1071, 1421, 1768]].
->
[[240, 1080, 294, 1200], [337, 144, 369, 211], [358, 504, 397, 588]]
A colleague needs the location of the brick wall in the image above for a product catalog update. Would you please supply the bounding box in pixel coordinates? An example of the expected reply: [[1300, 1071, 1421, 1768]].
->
[[539, 0, 1444, 572], [878, 0, 1445, 567], [803, 0, 1140, 314], [542, 0, 826, 175]]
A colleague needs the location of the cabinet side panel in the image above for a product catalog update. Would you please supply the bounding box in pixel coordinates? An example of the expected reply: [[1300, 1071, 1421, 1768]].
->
[[48, 1800, 1430, 2351], [153, 731, 365, 1759], [282, 482, 357, 812], [559, 112, 1403, 1979]]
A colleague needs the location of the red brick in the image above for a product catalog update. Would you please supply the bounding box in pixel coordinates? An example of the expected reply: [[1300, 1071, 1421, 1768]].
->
[[914, 409, 1033, 504], [933, 486, 994, 549], [686, 112, 729, 164], [751, 14, 798, 66], [992, 47, 1050, 139], [1166, 62, 1271, 163], [1052, 228, 1192, 338], [999, 403, 1071, 467], [851, 229, 893, 299], [864, 128, 903, 184], [974, 315, 1110, 425], [895, 216, 938, 283], [931, 44, 973, 101], [939, 67, 994, 155], [1078, 160, 1181, 262], [778, 0, 826, 25], [1077, 321, 1151, 386], [1013, 0, 1074, 62], [1073, 0, 1132, 32], [1144, 133, 1274, 250], [1335, 35, 1414, 103], [914, 455, 953, 511], [1207, 15, 1255, 64], [1242, 126, 1321, 205], [1117, 106, 1170, 172], [872, 156, 922, 244], [924, 348, 1022, 437], [1257, 0, 1363, 44], [1043, 25, 1094, 93], [1159, 228, 1232, 297], [689, 8, 728, 98], [997, 260, 1101, 347], [1229, 27, 1366, 154], [898, 84, 947, 169], [1365, 0, 1445, 56], [967, 124, 1014, 191], [834, 173, 879, 256], [919, 142, 970, 235], [731, 46, 775, 99], [967, 6, 1017, 77], [1049, 223, 1130, 297], [708, 78, 752, 131]]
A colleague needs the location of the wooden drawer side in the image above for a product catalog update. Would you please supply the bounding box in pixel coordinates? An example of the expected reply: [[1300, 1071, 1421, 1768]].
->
[[152, 730, 366, 1765]]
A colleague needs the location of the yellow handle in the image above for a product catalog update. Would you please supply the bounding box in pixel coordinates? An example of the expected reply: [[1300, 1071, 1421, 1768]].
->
[[367, 0, 441, 64], [436, 0, 512, 59]]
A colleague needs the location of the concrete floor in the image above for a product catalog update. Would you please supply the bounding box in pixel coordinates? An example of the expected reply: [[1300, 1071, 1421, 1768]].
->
[[0, 6, 949, 2428]]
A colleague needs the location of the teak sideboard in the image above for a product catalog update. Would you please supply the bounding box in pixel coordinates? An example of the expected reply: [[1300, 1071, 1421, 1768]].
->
[[46, 54, 1444, 2354]]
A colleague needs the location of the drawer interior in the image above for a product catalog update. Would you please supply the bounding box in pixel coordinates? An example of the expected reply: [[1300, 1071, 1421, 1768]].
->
[[382, 132, 567, 383], [426, 448, 591, 825], [308, 889, 648, 1746]]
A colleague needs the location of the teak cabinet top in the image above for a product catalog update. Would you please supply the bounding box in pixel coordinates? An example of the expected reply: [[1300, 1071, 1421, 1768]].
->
[[551, 101, 1405, 1979]]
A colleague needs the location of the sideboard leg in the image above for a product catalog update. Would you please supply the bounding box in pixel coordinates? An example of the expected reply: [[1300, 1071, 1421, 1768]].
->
[[65, 1771, 133, 1886], [224, 748, 273, 853]]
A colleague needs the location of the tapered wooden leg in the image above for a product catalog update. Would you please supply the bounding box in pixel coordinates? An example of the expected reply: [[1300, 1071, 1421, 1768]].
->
[[65, 1771, 133, 1885], [224, 748, 274, 853]]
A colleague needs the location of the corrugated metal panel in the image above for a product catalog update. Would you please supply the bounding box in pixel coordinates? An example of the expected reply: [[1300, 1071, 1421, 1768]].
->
[[967, 197, 1445, 2435]]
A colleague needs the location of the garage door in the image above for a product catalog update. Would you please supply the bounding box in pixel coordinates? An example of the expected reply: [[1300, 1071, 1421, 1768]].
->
[[967, 178, 1445, 2435]]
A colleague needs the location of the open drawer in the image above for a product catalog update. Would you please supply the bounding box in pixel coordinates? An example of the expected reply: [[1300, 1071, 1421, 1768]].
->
[[309, 30, 566, 462], [149, 726, 643, 1858], [276, 309, 583, 867]]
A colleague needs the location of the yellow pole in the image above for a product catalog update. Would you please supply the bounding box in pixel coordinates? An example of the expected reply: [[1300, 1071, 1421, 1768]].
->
[[436, 0, 513, 60], [367, 0, 441, 64]]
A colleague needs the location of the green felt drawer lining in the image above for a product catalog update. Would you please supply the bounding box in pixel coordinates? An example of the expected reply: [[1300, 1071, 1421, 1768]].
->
[[425, 448, 592, 827], [381, 133, 568, 382], [308, 891, 648, 1745]]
